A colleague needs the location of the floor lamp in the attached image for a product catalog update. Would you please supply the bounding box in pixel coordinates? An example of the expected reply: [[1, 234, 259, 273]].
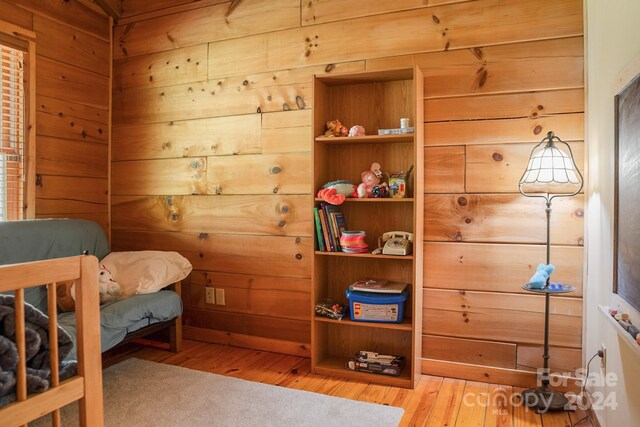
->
[[518, 131, 583, 412]]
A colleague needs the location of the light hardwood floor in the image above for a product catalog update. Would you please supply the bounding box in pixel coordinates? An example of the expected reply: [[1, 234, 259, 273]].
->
[[113, 340, 594, 427]]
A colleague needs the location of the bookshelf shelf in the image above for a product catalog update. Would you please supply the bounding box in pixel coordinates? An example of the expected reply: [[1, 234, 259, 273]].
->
[[315, 134, 414, 144], [314, 198, 414, 203], [311, 67, 423, 389], [314, 316, 413, 331], [314, 251, 414, 260]]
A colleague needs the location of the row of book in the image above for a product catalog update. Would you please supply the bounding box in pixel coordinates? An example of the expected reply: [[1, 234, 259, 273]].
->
[[314, 203, 346, 251]]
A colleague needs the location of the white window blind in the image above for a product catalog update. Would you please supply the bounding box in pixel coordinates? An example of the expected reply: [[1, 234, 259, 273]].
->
[[0, 44, 25, 221]]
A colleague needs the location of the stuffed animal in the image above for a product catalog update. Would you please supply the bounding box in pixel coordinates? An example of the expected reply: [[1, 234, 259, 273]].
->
[[348, 125, 366, 137], [529, 263, 555, 289], [98, 264, 121, 304], [56, 280, 76, 312], [357, 162, 387, 198], [55, 265, 121, 312], [324, 120, 348, 137], [317, 180, 357, 205]]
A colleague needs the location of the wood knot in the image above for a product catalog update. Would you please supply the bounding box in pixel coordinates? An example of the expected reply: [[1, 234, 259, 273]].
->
[[98, 128, 103, 134], [296, 96, 306, 109], [170, 213, 179, 222], [267, 95, 272, 101], [199, 233, 208, 240], [537, 105, 544, 110], [280, 205, 289, 214], [243, 80, 248, 86], [283, 103, 290, 111], [464, 318, 470, 323], [165, 196, 174, 206], [278, 220, 286, 228], [465, 217, 472, 224], [471, 47, 483, 60], [215, 186, 222, 195], [273, 187, 279, 193], [457, 197, 468, 206], [575, 208, 584, 217], [270, 166, 282, 174], [432, 15, 440, 24], [35, 174, 42, 187], [295, 253, 303, 260], [295, 237, 301, 244], [257, 107, 262, 113], [534, 125, 543, 135], [578, 237, 584, 246], [191, 161, 200, 169], [492, 152, 503, 162], [454, 231, 463, 242], [325, 64, 335, 73], [444, 41, 450, 51]]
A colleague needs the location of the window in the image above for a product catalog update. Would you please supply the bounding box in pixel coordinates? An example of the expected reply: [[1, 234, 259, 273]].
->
[[0, 43, 25, 220], [0, 20, 34, 221]]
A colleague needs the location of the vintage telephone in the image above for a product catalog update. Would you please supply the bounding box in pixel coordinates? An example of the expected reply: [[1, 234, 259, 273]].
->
[[372, 231, 414, 256]]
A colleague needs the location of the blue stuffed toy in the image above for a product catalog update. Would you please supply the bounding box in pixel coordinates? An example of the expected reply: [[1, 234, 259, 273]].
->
[[529, 263, 555, 289]]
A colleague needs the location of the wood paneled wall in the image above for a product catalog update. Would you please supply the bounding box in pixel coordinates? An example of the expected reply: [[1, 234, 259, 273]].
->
[[113, 0, 584, 385], [7, 0, 111, 231]]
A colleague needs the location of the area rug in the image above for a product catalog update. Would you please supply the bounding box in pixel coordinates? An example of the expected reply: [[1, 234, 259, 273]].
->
[[32, 358, 404, 426]]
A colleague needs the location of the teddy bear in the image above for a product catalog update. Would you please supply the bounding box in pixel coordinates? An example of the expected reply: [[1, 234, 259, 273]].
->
[[98, 264, 121, 304], [56, 265, 121, 312], [357, 162, 388, 198], [529, 263, 555, 289], [324, 119, 348, 137]]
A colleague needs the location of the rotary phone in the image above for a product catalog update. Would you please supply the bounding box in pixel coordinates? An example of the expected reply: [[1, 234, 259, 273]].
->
[[372, 231, 414, 256]]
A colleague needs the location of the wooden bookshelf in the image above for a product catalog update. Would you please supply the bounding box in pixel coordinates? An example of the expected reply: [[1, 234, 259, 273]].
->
[[311, 67, 424, 389]]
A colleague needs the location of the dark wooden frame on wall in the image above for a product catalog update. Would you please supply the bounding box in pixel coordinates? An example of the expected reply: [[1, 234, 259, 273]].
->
[[613, 70, 640, 312]]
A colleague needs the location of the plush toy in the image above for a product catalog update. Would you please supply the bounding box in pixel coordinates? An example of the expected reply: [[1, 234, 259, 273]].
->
[[348, 125, 366, 137], [317, 180, 357, 205], [98, 264, 121, 304], [357, 162, 388, 198], [324, 120, 348, 137], [55, 265, 121, 312], [56, 281, 76, 312], [529, 263, 555, 289]]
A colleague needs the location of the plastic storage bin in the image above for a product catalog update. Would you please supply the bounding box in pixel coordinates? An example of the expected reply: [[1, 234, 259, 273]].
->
[[346, 288, 409, 323]]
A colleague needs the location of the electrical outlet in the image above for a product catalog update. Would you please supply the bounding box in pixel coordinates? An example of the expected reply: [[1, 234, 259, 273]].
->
[[215, 288, 225, 306], [205, 287, 215, 305], [599, 343, 607, 369]]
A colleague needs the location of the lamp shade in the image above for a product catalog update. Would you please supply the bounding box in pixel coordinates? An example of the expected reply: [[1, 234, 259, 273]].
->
[[519, 131, 583, 197]]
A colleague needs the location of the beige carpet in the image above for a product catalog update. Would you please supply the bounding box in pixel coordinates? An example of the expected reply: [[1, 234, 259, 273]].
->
[[32, 358, 404, 426]]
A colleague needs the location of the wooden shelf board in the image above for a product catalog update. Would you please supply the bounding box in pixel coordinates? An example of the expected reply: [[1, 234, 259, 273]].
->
[[315, 134, 413, 144], [314, 251, 414, 260], [599, 305, 640, 357], [313, 356, 413, 388], [314, 316, 413, 331], [314, 198, 414, 203]]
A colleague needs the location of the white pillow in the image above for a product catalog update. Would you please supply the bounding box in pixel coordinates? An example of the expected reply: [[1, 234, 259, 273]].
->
[[100, 251, 192, 298]]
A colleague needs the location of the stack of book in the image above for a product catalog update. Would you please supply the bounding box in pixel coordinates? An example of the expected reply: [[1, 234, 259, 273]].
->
[[314, 203, 347, 252]]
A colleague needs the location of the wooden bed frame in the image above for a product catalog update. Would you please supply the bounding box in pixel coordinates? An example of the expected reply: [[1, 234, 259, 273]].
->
[[0, 255, 103, 427]]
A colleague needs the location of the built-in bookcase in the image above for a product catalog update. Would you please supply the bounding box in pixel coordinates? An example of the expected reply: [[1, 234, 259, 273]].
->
[[311, 68, 424, 388]]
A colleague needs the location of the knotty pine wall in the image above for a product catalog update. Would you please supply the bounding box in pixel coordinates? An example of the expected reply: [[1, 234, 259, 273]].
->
[[7, 0, 110, 231], [113, 0, 584, 385]]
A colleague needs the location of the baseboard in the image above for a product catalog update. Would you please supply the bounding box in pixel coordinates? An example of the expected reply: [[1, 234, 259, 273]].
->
[[183, 326, 311, 357], [421, 358, 580, 393]]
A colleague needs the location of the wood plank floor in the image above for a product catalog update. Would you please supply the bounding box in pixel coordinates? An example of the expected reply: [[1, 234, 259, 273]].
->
[[111, 339, 594, 427]]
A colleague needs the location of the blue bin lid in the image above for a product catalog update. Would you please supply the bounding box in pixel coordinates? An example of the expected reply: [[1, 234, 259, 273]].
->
[[346, 288, 409, 304]]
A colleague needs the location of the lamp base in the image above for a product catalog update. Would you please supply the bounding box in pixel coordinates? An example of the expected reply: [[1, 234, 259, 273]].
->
[[521, 387, 570, 412]]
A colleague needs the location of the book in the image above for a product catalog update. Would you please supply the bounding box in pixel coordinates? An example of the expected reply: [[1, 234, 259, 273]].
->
[[322, 203, 343, 251], [329, 212, 347, 246], [318, 208, 334, 251], [377, 127, 414, 135], [349, 279, 408, 294], [313, 207, 325, 251]]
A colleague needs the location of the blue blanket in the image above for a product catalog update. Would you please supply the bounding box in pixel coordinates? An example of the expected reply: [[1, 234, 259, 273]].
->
[[0, 295, 76, 408]]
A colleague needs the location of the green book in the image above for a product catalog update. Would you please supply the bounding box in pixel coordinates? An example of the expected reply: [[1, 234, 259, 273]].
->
[[313, 207, 325, 251]]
